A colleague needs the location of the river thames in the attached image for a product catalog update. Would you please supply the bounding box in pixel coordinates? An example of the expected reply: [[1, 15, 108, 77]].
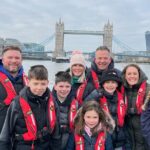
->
[[23, 60, 150, 89]]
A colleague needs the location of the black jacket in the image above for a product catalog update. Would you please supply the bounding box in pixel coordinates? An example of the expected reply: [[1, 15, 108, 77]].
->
[[0, 87, 56, 150], [122, 67, 150, 150], [51, 90, 79, 150], [66, 67, 94, 101], [0, 72, 25, 133], [89, 59, 121, 84]]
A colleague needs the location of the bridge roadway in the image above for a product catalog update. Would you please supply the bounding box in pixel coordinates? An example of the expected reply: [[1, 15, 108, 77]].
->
[[64, 30, 104, 35], [22, 51, 150, 63]]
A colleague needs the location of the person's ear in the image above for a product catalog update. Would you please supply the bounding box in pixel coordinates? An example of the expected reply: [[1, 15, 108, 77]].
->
[[54, 84, 57, 90]]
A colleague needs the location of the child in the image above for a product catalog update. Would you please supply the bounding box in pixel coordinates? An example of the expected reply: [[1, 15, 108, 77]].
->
[[66, 100, 110, 150], [99, 69, 130, 150], [51, 71, 79, 150], [0, 65, 57, 150], [85, 69, 130, 150]]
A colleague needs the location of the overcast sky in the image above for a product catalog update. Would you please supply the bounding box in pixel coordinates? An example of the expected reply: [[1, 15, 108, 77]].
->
[[0, 0, 150, 53]]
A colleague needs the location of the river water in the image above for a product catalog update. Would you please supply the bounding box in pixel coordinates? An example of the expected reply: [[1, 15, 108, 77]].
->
[[23, 60, 150, 89]]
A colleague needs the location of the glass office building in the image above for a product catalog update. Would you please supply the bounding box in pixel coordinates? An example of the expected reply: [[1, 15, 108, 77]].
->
[[145, 31, 150, 51]]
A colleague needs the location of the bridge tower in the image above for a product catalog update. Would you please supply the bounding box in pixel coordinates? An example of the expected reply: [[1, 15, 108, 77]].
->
[[103, 21, 113, 51], [53, 19, 65, 58]]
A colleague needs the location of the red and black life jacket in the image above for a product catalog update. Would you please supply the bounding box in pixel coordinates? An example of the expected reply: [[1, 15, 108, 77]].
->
[[76, 80, 87, 105], [69, 98, 78, 130], [120, 85, 128, 113], [121, 81, 146, 114], [19, 93, 56, 141], [0, 72, 28, 106], [100, 90, 126, 127], [91, 70, 100, 89], [75, 131, 105, 150], [76, 70, 99, 105], [19, 95, 78, 142]]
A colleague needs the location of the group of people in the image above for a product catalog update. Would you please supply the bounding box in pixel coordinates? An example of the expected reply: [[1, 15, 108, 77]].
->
[[0, 45, 150, 150]]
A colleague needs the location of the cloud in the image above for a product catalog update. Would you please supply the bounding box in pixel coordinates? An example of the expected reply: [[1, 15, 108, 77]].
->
[[0, 0, 149, 52]]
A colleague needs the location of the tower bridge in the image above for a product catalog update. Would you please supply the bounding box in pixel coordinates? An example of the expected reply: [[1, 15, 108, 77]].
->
[[1, 20, 150, 63], [53, 19, 113, 58]]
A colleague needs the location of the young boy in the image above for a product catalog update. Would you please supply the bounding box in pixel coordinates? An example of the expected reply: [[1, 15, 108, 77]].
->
[[0, 65, 57, 150], [51, 71, 79, 150], [99, 69, 129, 150]]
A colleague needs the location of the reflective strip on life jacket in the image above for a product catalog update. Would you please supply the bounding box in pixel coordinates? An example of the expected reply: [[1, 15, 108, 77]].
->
[[69, 99, 78, 130], [19, 94, 56, 141], [100, 91, 126, 127], [76, 80, 87, 105], [75, 134, 84, 150], [100, 96, 110, 113], [136, 81, 146, 114], [117, 90, 126, 126], [75, 131, 105, 150], [0, 72, 17, 105], [95, 132, 105, 150], [91, 70, 100, 89], [121, 81, 146, 114], [0, 72, 28, 106], [48, 93, 56, 133], [20, 98, 37, 141], [120, 85, 128, 113]]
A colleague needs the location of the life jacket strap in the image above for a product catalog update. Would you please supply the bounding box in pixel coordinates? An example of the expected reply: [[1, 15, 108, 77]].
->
[[15, 127, 49, 141]]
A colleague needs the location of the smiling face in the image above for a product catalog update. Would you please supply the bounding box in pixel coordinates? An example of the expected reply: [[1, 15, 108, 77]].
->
[[54, 81, 71, 102], [95, 50, 111, 70], [125, 66, 139, 86], [103, 80, 118, 95], [84, 110, 99, 129], [71, 64, 85, 77], [28, 79, 49, 96], [2, 50, 22, 76]]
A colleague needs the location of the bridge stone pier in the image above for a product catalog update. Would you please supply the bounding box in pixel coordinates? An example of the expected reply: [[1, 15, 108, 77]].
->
[[53, 19, 113, 58]]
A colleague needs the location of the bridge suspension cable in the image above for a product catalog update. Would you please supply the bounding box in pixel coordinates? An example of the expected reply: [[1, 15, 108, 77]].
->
[[39, 33, 55, 46], [24, 33, 55, 52], [112, 35, 136, 52]]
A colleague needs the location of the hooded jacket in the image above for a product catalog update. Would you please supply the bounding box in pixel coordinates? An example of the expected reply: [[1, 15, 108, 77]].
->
[[0, 60, 27, 132], [122, 67, 150, 150], [88, 59, 121, 90], [0, 87, 57, 150], [66, 67, 94, 103], [122, 68, 150, 115], [141, 103, 150, 147]]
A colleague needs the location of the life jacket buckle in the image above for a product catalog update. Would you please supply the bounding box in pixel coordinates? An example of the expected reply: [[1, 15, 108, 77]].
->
[[71, 107, 76, 112], [50, 105, 54, 111], [27, 110, 32, 115], [76, 141, 82, 145], [4, 78, 9, 83], [98, 142, 102, 147]]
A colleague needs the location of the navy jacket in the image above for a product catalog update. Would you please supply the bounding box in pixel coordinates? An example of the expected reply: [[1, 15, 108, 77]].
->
[[141, 103, 150, 147]]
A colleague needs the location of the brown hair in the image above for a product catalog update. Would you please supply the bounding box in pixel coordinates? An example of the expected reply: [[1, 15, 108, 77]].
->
[[2, 46, 22, 55], [74, 100, 107, 136], [96, 46, 110, 52], [55, 71, 71, 84], [95, 46, 112, 58], [122, 64, 141, 79], [28, 65, 48, 80]]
